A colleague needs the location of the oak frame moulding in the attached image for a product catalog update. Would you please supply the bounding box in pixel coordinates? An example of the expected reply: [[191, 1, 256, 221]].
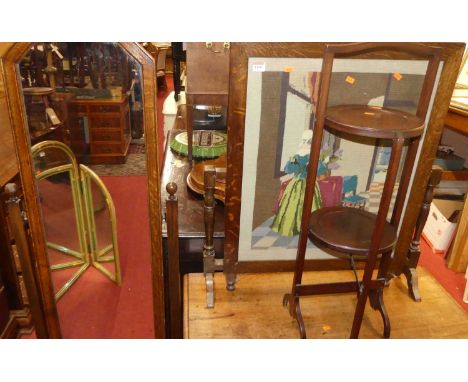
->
[[0, 42, 166, 338], [224, 42, 466, 281]]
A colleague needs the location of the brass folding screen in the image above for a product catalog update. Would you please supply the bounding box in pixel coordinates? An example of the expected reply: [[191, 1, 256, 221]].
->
[[31, 140, 121, 300]]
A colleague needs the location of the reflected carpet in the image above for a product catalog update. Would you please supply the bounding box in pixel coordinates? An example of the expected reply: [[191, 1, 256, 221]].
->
[[53, 175, 153, 338]]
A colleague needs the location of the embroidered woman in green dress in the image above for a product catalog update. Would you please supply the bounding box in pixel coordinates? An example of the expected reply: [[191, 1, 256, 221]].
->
[[271, 131, 342, 237]]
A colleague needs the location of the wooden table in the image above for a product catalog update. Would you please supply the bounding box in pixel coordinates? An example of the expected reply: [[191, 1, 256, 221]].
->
[[160, 105, 225, 338]]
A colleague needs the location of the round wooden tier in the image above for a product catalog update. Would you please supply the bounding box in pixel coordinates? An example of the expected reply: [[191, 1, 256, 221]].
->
[[23, 87, 54, 96], [308, 207, 397, 256], [186, 155, 226, 202], [326, 105, 425, 139]]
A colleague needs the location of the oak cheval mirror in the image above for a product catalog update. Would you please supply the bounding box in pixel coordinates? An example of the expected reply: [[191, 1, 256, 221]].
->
[[4, 42, 164, 338]]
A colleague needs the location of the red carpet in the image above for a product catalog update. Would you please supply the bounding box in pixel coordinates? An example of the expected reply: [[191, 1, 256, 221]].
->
[[419, 237, 468, 313], [54, 175, 153, 338]]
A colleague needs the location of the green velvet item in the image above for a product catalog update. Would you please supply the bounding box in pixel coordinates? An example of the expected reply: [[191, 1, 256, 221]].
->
[[170, 130, 227, 158]]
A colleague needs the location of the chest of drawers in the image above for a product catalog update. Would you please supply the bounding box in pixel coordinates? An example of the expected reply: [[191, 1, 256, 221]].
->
[[67, 95, 131, 164]]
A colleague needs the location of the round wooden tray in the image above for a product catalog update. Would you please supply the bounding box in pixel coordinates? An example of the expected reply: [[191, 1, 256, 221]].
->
[[326, 105, 425, 139], [23, 87, 54, 96], [309, 206, 397, 256], [186, 156, 226, 202]]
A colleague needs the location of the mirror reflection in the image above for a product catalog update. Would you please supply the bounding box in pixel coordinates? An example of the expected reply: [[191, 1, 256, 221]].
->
[[18, 42, 153, 338]]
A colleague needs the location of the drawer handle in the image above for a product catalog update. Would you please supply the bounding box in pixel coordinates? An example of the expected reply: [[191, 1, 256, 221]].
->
[[103, 148, 112, 153]]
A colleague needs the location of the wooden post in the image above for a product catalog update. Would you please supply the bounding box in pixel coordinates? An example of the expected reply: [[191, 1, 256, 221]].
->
[[203, 165, 216, 308], [165, 182, 182, 338], [186, 97, 194, 162], [45, 44, 57, 90], [401, 166, 442, 302]]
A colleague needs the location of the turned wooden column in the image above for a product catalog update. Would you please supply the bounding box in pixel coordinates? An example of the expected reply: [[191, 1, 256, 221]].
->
[[165, 182, 182, 338], [402, 166, 442, 302]]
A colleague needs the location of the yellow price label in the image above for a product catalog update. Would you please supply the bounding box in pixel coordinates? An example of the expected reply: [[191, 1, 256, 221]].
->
[[345, 75, 355, 85]]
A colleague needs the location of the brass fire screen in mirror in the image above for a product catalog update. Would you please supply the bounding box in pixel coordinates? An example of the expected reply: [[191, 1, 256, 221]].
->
[[31, 140, 121, 300]]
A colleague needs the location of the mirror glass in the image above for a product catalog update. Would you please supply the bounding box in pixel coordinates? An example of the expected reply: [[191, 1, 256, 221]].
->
[[80, 164, 120, 281], [18, 42, 154, 338], [36, 167, 86, 297]]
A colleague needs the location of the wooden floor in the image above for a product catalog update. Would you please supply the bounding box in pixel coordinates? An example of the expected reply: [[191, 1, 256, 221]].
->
[[184, 268, 468, 339]]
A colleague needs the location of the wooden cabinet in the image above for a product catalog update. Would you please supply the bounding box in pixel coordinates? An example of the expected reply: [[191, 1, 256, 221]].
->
[[67, 96, 131, 164]]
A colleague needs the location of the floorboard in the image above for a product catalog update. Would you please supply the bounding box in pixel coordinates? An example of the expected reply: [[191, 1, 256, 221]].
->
[[184, 267, 468, 339]]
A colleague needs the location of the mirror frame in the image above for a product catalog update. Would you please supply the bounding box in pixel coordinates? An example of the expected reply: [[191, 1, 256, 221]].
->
[[1, 42, 166, 338]]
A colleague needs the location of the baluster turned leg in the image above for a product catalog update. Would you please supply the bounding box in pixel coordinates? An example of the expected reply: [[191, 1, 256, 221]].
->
[[203, 165, 217, 308], [403, 167, 442, 301]]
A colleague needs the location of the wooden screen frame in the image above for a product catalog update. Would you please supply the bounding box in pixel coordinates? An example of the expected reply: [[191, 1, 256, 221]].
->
[[0, 42, 166, 338], [224, 42, 465, 278]]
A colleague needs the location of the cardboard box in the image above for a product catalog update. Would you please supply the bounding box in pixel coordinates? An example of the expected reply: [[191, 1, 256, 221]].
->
[[422, 199, 463, 255]]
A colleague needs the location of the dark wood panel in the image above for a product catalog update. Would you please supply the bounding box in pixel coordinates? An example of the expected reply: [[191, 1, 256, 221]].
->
[[186, 42, 230, 95], [90, 129, 121, 142], [0, 193, 23, 310], [0, 282, 10, 335]]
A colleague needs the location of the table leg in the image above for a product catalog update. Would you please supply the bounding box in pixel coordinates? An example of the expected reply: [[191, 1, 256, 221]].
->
[[204, 165, 216, 308], [402, 167, 442, 301], [283, 293, 306, 339]]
